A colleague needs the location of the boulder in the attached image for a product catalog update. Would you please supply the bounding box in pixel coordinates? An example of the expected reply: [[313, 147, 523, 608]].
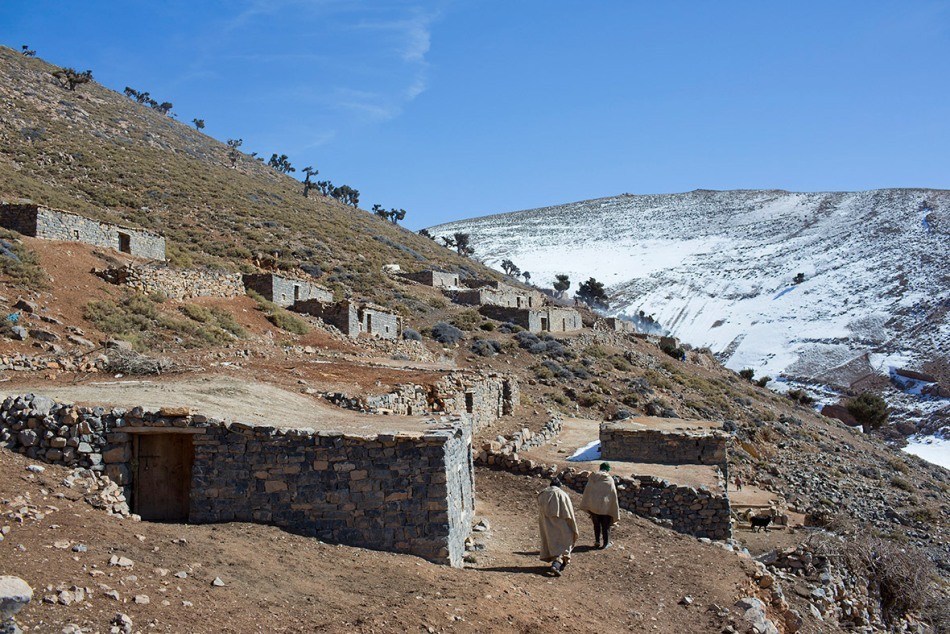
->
[[820, 404, 859, 427], [27, 329, 59, 342], [0, 576, 33, 631]]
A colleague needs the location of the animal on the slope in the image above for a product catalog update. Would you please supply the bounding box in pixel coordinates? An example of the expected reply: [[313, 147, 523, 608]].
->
[[750, 514, 773, 532]]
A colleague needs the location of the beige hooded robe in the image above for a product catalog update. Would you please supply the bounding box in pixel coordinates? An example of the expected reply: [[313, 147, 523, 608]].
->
[[579, 471, 620, 524], [538, 485, 578, 561]]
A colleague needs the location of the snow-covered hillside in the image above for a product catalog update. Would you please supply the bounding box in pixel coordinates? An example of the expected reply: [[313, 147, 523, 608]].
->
[[430, 189, 949, 420]]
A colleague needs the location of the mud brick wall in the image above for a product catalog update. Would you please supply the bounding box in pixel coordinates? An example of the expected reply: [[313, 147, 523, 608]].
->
[[97, 263, 245, 299], [0, 203, 166, 260], [0, 394, 475, 566], [600, 423, 728, 466]]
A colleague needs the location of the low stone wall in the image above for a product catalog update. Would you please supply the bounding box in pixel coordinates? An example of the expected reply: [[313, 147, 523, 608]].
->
[[600, 422, 729, 466], [476, 422, 731, 540], [327, 373, 519, 432], [96, 263, 244, 299], [0, 394, 474, 566]]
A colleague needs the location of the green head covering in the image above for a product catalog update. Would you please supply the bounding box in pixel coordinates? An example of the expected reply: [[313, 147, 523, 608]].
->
[[599, 462, 611, 472]]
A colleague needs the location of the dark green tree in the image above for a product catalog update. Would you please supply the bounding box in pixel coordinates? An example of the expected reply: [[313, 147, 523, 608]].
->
[[226, 138, 243, 168], [418, 228, 435, 239], [576, 277, 609, 309], [522, 271, 531, 284], [442, 232, 473, 257], [500, 259, 520, 277], [53, 68, 93, 91], [332, 185, 359, 207], [372, 204, 388, 219], [153, 101, 173, 115], [388, 208, 406, 224], [268, 154, 295, 174], [302, 166, 318, 197], [316, 180, 334, 196], [793, 272, 806, 284], [739, 368, 755, 381], [553, 274, 571, 297], [847, 392, 889, 432], [192, 118, 205, 130]]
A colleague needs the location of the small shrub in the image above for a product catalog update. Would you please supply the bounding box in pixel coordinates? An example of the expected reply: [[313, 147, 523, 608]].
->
[[479, 321, 495, 331], [739, 368, 755, 381], [0, 232, 48, 289], [611, 356, 633, 372], [247, 290, 309, 335], [431, 321, 463, 345], [890, 476, 913, 492], [585, 345, 608, 359], [515, 331, 541, 349], [659, 339, 686, 361], [787, 388, 815, 406], [541, 360, 573, 380], [471, 339, 502, 357], [755, 376, 771, 388], [497, 321, 522, 333], [451, 309, 481, 331], [402, 328, 422, 341]]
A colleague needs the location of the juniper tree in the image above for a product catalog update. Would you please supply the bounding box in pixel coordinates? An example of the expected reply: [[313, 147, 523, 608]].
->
[[418, 228, 435, 239], [553, 274, 570, 297], [522, 271, 531, 284], [316, 180, 334, 196], [21, 45, 36, 57], [500, 259, 520, 277], [268, 154, 295, 174], [53, 68, 93, 91], [226, 138, 243, 168], [302, 166, 318, 197], [192, 118, 205, 130], [576, 277, 609, 309], [388, 208, 406, 224], [442, 232, 473, 257], [372, 204, 388, 219]]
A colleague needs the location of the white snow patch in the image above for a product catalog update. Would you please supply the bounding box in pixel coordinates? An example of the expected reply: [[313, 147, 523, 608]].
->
[[567, 440, 601, 462], [904, 435, 950, 470]]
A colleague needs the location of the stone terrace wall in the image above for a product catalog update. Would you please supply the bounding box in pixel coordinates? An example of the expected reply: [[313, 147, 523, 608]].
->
[[96, 263, 244, 299], [1, 203, 166, 260], [476, 423, 731, 540], [600, 423, 729, 466], [0, 394, 474, 566]]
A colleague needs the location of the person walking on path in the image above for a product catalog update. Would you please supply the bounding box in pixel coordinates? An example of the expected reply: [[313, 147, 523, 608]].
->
[[538, 477, 578, 576], [579, 462, 620, 549], [734, 474, 743, 491]]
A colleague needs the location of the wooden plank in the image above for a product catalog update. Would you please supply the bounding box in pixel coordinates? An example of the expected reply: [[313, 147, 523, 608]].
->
[[134, 434, 194, 522], [122, 426, 206, 434]]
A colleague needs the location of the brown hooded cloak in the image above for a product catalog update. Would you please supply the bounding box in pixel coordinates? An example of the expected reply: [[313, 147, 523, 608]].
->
[[538, 485, 578, 561]]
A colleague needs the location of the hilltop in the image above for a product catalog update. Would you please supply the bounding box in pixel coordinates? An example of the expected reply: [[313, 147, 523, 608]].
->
[[0, 47, 946, 633]]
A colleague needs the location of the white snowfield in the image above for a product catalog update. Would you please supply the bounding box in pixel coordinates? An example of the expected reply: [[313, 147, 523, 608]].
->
[[430, 189, 949, 386]]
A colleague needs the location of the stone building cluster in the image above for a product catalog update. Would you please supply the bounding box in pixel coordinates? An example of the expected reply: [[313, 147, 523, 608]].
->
[[0, 202, 166, 260], [0, 393, 475, 566], [600, 420, 729, 466]]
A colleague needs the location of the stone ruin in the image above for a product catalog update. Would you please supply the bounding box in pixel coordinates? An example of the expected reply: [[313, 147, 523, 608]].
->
[[292, 299, 400, 340], [0, 202, 166, 260], [479, 305, 583, 334], [243, 272, 332, 308], [396, 270, 460, 288], [600, 418, 729, 466], [95, 263, 245, 299], [0, 394, 475, 567]]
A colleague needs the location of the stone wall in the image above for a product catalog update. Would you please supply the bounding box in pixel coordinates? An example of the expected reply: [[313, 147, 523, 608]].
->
[[479, 306, 583, 334], [96, 263, 244, 299], [0, 203, 166, 260], [398, 271, 460, 288], [327, 372, 519, 433], [594, 318, 636, 333], [447, 284, 545, 310], [600, 422, 729, 466], [0, 394, 474, 566], [293, 300, 400, 340], [243, 273, 332, 307], [476, 428, 731, 540]]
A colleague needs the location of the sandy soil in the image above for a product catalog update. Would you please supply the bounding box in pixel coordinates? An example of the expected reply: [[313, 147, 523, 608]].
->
[[0, 449, 820, 634]]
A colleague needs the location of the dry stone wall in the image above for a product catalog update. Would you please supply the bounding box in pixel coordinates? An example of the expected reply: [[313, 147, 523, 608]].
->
[[0, 394, 475, 566], [476, 420, 731, 540], [96, 264, 244, 299], [600, 422, 729, 466], [0, 203, 166, 260]]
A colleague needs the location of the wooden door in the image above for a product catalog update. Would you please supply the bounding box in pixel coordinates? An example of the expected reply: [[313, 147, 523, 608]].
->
[[134, 434, 194, 522]]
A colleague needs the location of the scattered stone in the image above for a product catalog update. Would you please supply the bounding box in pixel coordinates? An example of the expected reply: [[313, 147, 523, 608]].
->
[[174, 571, 188, 579], [25, 464, 45, 474], [678, 595, 693, 605], [10, 326, 28, 341], [110, 612, 133, 634], [72, 544, 87, 553], [211, 577, 225, 587], [133, 594, 149, 605], [109, 555, 134, 568]]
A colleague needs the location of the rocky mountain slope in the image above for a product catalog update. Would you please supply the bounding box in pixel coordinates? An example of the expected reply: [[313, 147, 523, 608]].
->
[[430, 189, 950, 441]]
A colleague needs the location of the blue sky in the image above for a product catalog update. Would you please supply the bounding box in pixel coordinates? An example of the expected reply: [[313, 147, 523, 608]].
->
[[2, 1, 948, 228]]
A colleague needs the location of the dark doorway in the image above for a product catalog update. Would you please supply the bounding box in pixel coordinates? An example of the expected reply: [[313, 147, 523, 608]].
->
[[294, 284, 301, 301], [366, 313, 373, 334], [133, 434, 194, 521], [540, 317, 549, 331], [465, 392, 474, 414], [118, 232, 131, 254]]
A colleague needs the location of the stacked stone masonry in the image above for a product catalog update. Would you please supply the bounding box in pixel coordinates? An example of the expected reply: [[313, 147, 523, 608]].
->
[[475, 420, 731, 540], [398, 270, 460, 288], [479, 305, 583, 334], [243, 273, 332, 307], [447, 283, 546, 310], [0, 393, 474, 566], [292, 300, 400, 339], [600, 421, 729, 466], [96, 263, 245, 299], [0, 203, 166, 260]]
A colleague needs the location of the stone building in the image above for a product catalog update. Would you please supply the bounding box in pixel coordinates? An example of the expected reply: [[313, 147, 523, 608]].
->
[[595, 317, 636, 333], [600, 418, 729, 466], [479, 305, 583, 334], [0, 394, 475, 567], [0, 202, 166, 260], [398, 270, 460, 288], [293, 300, 400, 339], [446, 281, 546, 310], [243, 273, 332, 308]]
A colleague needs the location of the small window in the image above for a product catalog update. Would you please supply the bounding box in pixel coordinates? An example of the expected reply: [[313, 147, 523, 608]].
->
[[72, 229, 80, 240], [118, 232, 131, 254], [465, 393, 474, 414], [294, 285, 300, 301]]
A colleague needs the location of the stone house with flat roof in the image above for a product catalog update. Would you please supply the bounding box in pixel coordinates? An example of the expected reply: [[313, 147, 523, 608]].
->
[[479, 305, 583, 334], [243, 273, 332, 308], [0, 202, 166, 260], [292, 299, 400, 339], [398, 270, 460, 288]]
